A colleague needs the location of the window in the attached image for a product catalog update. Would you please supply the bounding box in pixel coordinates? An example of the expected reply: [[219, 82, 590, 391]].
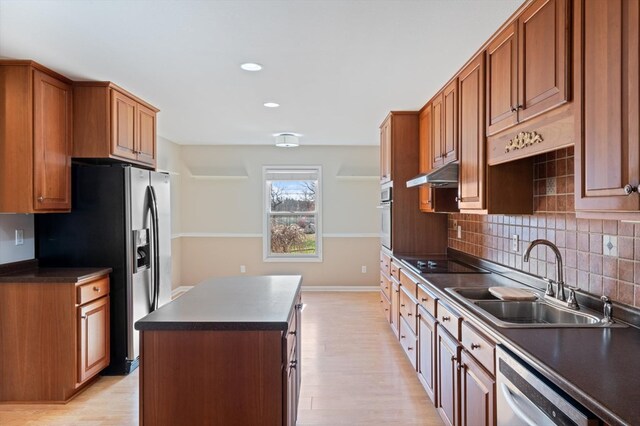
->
[[263, 166, 322, 261]]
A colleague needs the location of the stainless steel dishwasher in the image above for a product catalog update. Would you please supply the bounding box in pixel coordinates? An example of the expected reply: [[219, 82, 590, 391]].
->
[[496, 346, 600, 426]]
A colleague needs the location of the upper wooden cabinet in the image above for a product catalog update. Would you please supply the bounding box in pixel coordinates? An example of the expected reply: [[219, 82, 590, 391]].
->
[[574, 0, 640, 216], [0, 60, 72, 213], [431, 81, 458, 170], [73, 82, 158, 169], [380, 117, 392, 183], [487, 0, 570, 136], [419, 105, 433, 212]]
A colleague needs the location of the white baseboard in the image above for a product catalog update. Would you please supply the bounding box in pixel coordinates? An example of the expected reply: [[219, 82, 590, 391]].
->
[[301, 286, 378, 292], [171, 285, 194, 299]]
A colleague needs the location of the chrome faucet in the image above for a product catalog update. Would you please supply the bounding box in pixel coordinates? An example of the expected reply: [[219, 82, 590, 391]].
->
[[523, 239, 567, 303]]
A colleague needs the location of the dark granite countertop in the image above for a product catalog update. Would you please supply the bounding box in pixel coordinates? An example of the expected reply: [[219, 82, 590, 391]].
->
[[135, 275, 302, 331], [398, 264, 640, 426], [0, 260, 111, 283]]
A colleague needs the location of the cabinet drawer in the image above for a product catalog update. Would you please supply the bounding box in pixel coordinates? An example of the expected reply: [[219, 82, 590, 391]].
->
[[461, 321, 495, 375], [417, 284, 437, 318], [399, 285, 418, 335], [437, 301, 461, 341], [286, 309, 298, 359], [399, 315, 417, 370], [77, 276, 109, 305], [380, 272, 391, 301], [399, 269, 419, 298], [390, 261, 401, 281], [380, 252, 390, 276], [380, 290, 391, 323]]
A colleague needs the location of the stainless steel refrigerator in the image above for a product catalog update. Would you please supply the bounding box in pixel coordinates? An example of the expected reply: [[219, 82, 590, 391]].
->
[[36, 163, 172, 374]]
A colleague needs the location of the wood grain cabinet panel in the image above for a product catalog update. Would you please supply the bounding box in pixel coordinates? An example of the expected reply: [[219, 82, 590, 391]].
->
[[380, 117, 392, 183], [78, 296, 110, 384], [460, 351, 495, 426], [437, 327, 461, 426], [487, 0, 569, 136], [574, 0, 640, 214], [443, 79, 459, 165], [418, 306, 438, 404], [432, 93, 445, 169], [0, 61, 72, 213], [419, 104, 434, 212], [74, 82, 159, 169], [0, 274, 110, 402]]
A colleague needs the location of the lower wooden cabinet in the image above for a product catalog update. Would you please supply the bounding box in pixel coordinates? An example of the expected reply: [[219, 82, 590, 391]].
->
[[399, 315, 418, 370], [460, 350, 495, 426], [437, 327, 462, 426], [418, 306, 438, 404], [0, 272, 110, 402], [390, 279, 400, 338]]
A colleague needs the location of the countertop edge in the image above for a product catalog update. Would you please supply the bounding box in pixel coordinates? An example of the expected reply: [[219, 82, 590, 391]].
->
[[0, 267, 112, 283]]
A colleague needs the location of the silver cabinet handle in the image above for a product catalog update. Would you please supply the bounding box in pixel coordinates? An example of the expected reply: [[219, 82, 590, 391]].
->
[[624, 184, 638, 195]]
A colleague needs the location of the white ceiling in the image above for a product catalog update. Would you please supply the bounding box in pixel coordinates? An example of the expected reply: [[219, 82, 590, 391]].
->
[[0, 0, 524, 146]]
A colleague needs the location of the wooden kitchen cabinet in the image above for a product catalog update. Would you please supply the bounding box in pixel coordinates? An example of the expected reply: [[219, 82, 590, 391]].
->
[[460, 350, 495, 426], [418, 306, 438, 404], [0, 60, 72, 213], [390, 278, 400, 339], [437, 327, 461, 426], [574, 0, 640, 217], [487, 0, 570, 136], [431, 82, 458, 170], [380, 116, 392, 183], [73, 82, 158, 169], [0, 271, 110, 402]]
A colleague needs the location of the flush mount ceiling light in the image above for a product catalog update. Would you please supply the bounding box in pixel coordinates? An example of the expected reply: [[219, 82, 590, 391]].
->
[[240, 62, 262, 71], [263, 102, 280, 108], [275, 133, 300, 148]]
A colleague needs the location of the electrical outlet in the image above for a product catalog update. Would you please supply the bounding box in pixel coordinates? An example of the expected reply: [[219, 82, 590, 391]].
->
[[240, 265, 246, 273], [457, 225, 462, 239], [15, 229, 23, 246], [512, 235, 519, 252], [453, 219, 458, 230], [361, 265, 367, 274]]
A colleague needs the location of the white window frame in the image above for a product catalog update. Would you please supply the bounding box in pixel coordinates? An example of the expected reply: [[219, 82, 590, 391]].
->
[[263, 165, 322, 262]]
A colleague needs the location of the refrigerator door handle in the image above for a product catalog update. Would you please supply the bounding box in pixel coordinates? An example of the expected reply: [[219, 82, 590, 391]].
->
[[147, 185, 160, 312]]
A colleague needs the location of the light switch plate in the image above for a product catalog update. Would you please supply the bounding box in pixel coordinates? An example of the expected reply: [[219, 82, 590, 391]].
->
[[457, 225, 462, 239], [240, 265, 246, 273], [361, 266, 367, 274], [15, 229, 23, 246], [603, 235, 618, 257], [512, 235, 519, 252]]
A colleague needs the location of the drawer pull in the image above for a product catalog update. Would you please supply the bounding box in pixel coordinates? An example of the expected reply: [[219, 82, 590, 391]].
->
[[451, 355, 456, 362], [407, 312, 412, 317], [470, 343, 481, 350], [408, 347, 413, 351], [395, 289, 399, 293], [289, 360, 297, 368], [81, 315, 87, 319], [421, 297, 428, 302], [384, 308, 389, 312], [442, 316, 451, 322], [401, 335, 406, 339], [93, 286, 101, 292], [289, 331, 296, 335], [400, 303, 405, 307]]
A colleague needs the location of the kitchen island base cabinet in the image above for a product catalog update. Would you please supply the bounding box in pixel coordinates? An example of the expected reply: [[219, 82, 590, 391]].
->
[[140, 330, 285, 425]]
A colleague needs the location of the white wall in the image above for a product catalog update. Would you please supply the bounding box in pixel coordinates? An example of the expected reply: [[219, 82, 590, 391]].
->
[[0, 214, 34, 264], [164, 144, 381, 288]]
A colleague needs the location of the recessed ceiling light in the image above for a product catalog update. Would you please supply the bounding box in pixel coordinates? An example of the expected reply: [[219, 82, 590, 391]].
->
[[275, 133, 300, 148], [240, 62, 262, 71], [263, 102, 280, 108], [273, 132, 303, 137]]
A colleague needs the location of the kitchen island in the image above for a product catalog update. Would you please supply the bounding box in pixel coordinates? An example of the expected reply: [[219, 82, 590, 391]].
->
[[135, 275, 302, 426]]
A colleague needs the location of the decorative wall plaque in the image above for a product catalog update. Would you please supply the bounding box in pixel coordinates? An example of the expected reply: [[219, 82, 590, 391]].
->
[[505, 131, 544, 153]]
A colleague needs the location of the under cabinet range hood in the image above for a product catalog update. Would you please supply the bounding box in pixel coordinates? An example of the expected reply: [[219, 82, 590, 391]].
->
[[406, 162, 459, 188]]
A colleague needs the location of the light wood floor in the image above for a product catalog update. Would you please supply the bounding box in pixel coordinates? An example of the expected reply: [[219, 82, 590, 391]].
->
[[0, 292, 442, 425]]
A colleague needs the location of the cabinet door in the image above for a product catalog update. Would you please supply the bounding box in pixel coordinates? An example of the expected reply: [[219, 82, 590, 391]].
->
[[78, 296, 110, 384], [458, 54, 486, 210], [390, 280, 400, 339], [486, 23, 518, 136], [418, 308, 437, 404], [575, 0, 640, 211], [137, 103, 156, 166], [380, 118, 392, 183], [437, 328, 460, 426], [111, 90, 137, 161], [443, 79, 458, 165], [432, 93, 444, 169], [518, 0, 569, 122], [419, 105, 434, 212], [460, 351, 495, 426], [32, 69, 72, 211]]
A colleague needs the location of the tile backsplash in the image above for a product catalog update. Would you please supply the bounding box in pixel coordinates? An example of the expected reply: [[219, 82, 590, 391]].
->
[[449, 147, 640, 308]]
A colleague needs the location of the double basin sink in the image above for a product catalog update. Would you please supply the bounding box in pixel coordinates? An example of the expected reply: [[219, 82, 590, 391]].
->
[[446, 287, 623, 328]]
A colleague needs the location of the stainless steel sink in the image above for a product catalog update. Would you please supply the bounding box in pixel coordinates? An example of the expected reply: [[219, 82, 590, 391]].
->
[[445, 287, 624, 328]]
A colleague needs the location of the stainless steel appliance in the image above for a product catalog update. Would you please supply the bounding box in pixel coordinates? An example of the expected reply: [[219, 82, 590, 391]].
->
[[496, 345, 599, 426], [36, 164, 172, 374], [401, 257, 488, 275], [379, 184, 392, 249]]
